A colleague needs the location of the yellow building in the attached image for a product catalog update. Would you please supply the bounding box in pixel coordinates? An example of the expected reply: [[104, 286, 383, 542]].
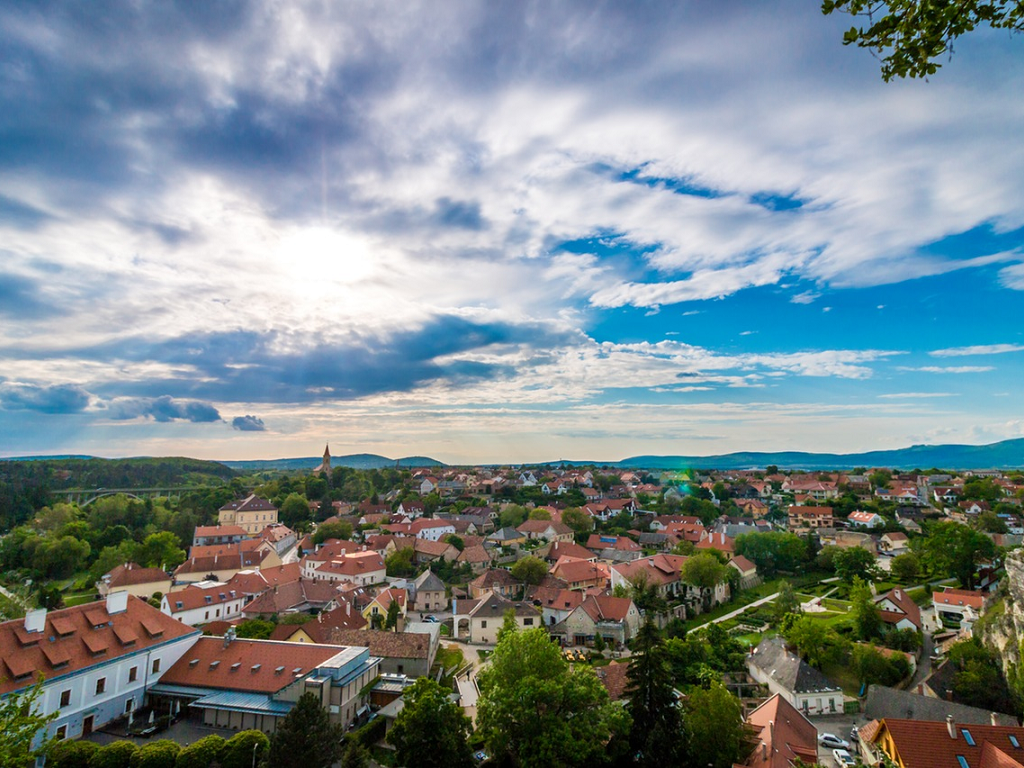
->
[[218, 494, 278, 535]]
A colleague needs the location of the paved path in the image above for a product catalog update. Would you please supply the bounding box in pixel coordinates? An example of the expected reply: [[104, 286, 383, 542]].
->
[[0, 583, 29, 608], [691, 591, 780, 629]]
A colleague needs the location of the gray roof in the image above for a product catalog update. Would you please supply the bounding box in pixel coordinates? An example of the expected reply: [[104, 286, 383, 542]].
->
[[413, 569, 446, 593], [749, 636, 842, 695], [468, 591, 538, 620], [863, 684, 1017, 726]]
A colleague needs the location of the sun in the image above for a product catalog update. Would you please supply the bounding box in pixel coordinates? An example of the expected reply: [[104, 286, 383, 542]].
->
[[274, 226, 376, 287]]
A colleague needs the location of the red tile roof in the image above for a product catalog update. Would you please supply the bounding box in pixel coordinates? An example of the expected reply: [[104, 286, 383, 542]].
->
[[875, 718, 1024, 768], [0, 597, 196, 695], [743, 693, 819, 768], [935, 588, 986, 609], [102, 562, 169, 588]]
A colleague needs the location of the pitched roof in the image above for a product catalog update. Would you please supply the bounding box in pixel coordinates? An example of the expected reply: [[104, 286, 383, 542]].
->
[[194, 525, 248, 538], [875, 587, 922, 630], [165, 584, 242, 613], [543, 541, 595, 562], [743, 693, 819, 768], [517, 519, 573, 536], [874, 718, 1024, 768], [470, 568, 520, 590], [457, 545, 492, 564], [551, 558, 609, 584], [413, 539, 456, 557], [730, 555, 757, 574], [468, 591, 539, 620], [102, 562, 169, 587], [413, 569, 446, 592], [320, 629, 431, 659], [226, 562, 302, 595], [174, 549, 273, 576], [613, 554, 687, 586], [585, 534, 641, 552], [529, 586, 585, 612], [0, 596, 197, 695], [935, 588, 986, 609], [219, 494, 277, 513], [313, 551, 386, 577], [863, 685, 1018, 726], [595, 660, 630, 702], [749, 636, 842, 695], [578, 594, 634, 623], [240, 578, 340, 615], [159, 637, 349, 693]]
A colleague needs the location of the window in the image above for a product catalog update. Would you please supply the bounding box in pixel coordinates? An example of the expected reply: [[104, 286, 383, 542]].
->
[[95, 677, 106, 695], [397, 665, 404, 673], [957, 757, 970, 768], [963, 731, 976, 746], [152, 658, 161, 674], [55, 725, 67, 740], [129, 666, 138, 683], [204, 611, 209, 620], [125, 699, 134, 714], [59, 689, 71, 708], [524, 618, 534, 626], [1010, 736, 1021, 749], [481, 621, 487, 628]]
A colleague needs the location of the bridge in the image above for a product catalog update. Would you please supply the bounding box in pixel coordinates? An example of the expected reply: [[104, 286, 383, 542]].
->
[[56, 487, 227, 506]]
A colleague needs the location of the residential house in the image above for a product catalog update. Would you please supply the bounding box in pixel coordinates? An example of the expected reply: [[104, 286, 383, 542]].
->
[[362, 588, 408, 629], [550, 557, 610, 591], [610, 554, 688, 599], [217, 494, 279, 535], [467, 592, 541, 644], [747, 636, 844, 716], [161, 583, 245, 627], [729, 555, 758, 587], [192, 525, 249, 547], [468, 569, 521, 599], [96, 562, 171, 599], [849, 510, 886, 528], [874, 588, 922, 632], [585, 534, 643, 563], [0, 593, 198, 743], [188, 538, 280, 564], [456, 545, 492, 574], [783, 479, 839, 500], [151, 637, 380, 734], [696, 531, 735, 560], [880, 532, 910, 555], [411, 570, 447, 613], [869, 717, 1024, 768], [271, 602, 368, 640], [226, 563, 303, 603], [486, 527, 527, 547], [737, 498, 770, 518], [258, 523, 297, 555], [396, 499, 425, 518], [516, 519, 574, 542], [554, 595, 642, 648], [412, 538, 459, 565], [311, 552, 387, 587], [540, 540, 597, 564], [787, 506, 834, 533], [318, 629, 436, 679], [529, 586, 585, 628], [934, 588, 989, 628], [239, 578, 340, 618], [172, 548, 279, 584], [741, 693, 820, 768]]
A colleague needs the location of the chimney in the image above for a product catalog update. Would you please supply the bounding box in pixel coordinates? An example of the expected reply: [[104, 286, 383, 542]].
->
[[917, 684, 924, 695], [769, 721, 775, 744], [992, 712, 1000, 726], [106, 590, 129, 615], [24, 608, 47, 633], [761, 742, 768, 760], [947, 716, 957, 739]]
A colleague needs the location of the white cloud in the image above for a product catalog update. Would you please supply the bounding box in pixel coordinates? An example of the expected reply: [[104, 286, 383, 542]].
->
[[878, 392, 956, 399], [898, 366, 994, 374], [930, 344, 1024, 357]]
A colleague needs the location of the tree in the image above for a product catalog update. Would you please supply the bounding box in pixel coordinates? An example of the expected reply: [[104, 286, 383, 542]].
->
[[279, 492, 312, 529], [680, 551, 731, 613], [890, 552, 920, 582], [823, 0, 1024, 81], [387, 678, 474, 768], [47, 739, 98, 768], [511, 555, 548, 586], [129, 740, 180, 768], [977, 510, 1009, 534], [773, 581, 802, 621], [386, 547, 416, 577], [385, 598, 400, 630], [833, 547, 877, 583], [233, 618, 275, 639], [444, 533, 465, 551], [625, 619, 686, 767], [562, 507, 594, 537], [528, 508, 552, 520], [268, 692, 343, 768], [90, 741, 137, 768], [476, 627, 629, 767], [312, 521, 353, 545], [850, 577, 882, 640], [629, 572, 669, 616], [682, 682, 749, 768], [0, 677, 58, 768], [784, 617, 847, 669], [340, 740, 370, 768], [219, 731, 269, 768], [868, 469, 892, 489], [174, 735, 225, 768], [134, 532, 185, 570], [921, 522, 996, 589], [734, 532, 808, 577], [498, 505, 529, 529]]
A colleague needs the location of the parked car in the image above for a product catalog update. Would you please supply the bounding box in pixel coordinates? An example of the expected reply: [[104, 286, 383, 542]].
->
[[473, 750, 489, 763], [833, 748, 856, 768], [423, 615, 438, 623], [819, 733, 850, 749], [849, 726, 859, 742]]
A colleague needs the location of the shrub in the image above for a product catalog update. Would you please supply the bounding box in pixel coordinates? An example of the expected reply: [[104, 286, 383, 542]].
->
[[220, 730, 270, 768], [174, 735, 225, 768], [89, 741, 137, 768], [129, 740, 180, 768], [48, 739, 99, 768]]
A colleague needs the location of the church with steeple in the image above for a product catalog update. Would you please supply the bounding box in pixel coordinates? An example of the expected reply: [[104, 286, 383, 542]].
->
[[314, 444, 331, 476]]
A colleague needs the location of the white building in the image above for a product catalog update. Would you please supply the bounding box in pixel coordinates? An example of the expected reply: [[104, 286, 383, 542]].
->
[[0, 592, 199, 744], [160, 582, 246, 627]]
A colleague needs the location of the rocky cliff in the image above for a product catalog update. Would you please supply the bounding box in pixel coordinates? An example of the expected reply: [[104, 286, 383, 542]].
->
[[978, 548, 1024, 693]]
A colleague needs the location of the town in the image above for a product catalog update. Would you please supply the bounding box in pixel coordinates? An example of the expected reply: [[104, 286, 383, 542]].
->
[[2, 451, 1024, 768]]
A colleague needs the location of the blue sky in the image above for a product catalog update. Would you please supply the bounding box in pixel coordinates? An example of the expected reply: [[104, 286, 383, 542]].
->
[[1, 1, 1024, 464]]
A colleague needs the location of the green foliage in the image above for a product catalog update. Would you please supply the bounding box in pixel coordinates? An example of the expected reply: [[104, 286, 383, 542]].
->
[[352, 714, 386, 747], [881, 627, 923, 653], [386, 546, 416, 577], [498, 504, 529, 529], [681, 551, 731, 612], [625, 619, 685, 766], [784, 616, 849, 669], [135, 531, 186, 570], [476, 627, 629, 768], [48, 739, 99, 768], [234, 618, 276, 639], [173, 735, 224, 768], [444, 533, 465, 551], [890, 552, 920, 582], [387, 678, 474, 768], [921, 521, 996, 589], [528, 508, 551, 520], [683, 682, 748, 768], [562, 507, 594, 536], [976, 510, 1009, 534], [511, 555, 548, 586], [834, 547, 877, 583], [850, 577, 882, 640], [340, 740, 370, 768], [89, 741, 138, 768], [129, 740, 180, 768], [822, 0, 1024, 81], [734, 531, 808, 577], [268, 692, 344, 768], [946, 638, 1018, 713], [0, 677, 58, 768], [665, 623, 747, 687], [773, 581, 802, 621], [219, 731, 269, 768], [385, 597, 400, 630], [312, 520, 353, 545], [852, 644, 910, 686]]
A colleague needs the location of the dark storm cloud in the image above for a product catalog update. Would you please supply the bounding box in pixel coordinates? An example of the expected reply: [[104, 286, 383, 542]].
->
[[0, 382, 90, 413], [51, 314, 571, 404], [232, 414, 266, 431]]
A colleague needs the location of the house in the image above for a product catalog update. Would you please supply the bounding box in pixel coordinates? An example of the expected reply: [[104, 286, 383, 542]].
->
[[610, 554, 688, 599], [172, 548, 279, 584], [695, 532, 735, 560], [411, 570, 447, 613], [869, 717, 1024, 768], [192, 525, 249, 547], [516, 519, 574, 542], [456, 545, 492, 574], [585, 534, 642, 563], [540, 540, 596, 563], [412, 538, 459, 565], [397, 499, 425, 518], [787, 506, 834, 533], [188, 538, 280, 564], [0, 593, 199, 743], [317, 629, 436, 679], [271, 601, 368, 640], [729, 555, 758, 586], [310, 552, 387, 587], [529, 586, 585, 628], [737, 498, 770, 518], [874, 588, 923, 632], [361, 588, 408, 628], [468, 568, 521, 599], [741, 693, 819, 768], [849, 510, 886, 529], [486, 527, 528, 547], [161, 582, 246, 627], [933, 587, 989, 628], [258, 523, 297, 555], [554, 595, 641, 648], [226, 562, 303, 603], [96, 562, 172, 599], [239, 578, 340, 618], [466, 592, 541, 644], [880, 532, 910, 555], [549, 557, 610, 591], [747, 636, 844, 715], [151, 636, 380, 734], [862, 684, 1018, 728], [217, 494, 279, 535]]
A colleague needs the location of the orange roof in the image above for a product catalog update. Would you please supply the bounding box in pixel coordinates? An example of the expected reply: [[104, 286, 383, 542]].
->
[[0, 597, 196, 695], [743, 693, 819, 768], [875, 718, 1024, 768], [103, 562, 169, 587], [159, 637, 348, 693], [579, 594, 634, 622], [935, 588, 986, 609], [314, 551, 385, 577], [174, 549, 272, 576], [194, 525, 248, 538]]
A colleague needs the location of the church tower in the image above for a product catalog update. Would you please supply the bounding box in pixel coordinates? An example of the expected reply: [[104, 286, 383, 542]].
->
[[315, 444, 331, 476]]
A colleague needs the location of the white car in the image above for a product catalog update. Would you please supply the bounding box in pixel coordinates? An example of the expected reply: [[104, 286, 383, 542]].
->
[[833, 748, 856, 768], [819, 733, 850, 749]]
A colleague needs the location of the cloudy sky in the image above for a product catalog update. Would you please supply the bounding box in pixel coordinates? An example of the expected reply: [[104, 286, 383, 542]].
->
[[2, 2, 1023, 464]]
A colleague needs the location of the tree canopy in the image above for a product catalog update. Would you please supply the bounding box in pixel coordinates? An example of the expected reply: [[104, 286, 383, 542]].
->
[[0, 678, 58, 768], [268, 692, 343, 768], [387, 678, 474, 768]]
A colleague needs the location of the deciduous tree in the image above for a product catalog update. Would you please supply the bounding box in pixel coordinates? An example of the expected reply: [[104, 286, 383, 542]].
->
[[387, 678, 474, 768], [0, 678, 58, 768]]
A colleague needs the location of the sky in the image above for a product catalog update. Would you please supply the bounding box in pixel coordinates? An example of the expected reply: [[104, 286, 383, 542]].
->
[[2, 1, 1024, 465]]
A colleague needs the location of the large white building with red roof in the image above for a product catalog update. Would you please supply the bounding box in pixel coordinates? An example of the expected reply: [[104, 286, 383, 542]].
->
[[0, 592, 199, 743]]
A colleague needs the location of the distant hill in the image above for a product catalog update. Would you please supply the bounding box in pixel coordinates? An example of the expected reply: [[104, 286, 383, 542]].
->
[[222, 453, 446, 471], [608, 437, 1024, 471], [0, 456, 238, 489]]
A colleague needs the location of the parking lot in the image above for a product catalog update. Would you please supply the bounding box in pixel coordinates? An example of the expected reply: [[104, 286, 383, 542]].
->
[[809, 712, 872, 766]]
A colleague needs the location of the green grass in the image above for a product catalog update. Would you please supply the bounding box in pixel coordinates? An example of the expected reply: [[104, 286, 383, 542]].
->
[[63, 593, 96, 607], [822, 598, 851, 612], [822, 660, 863, 697], [906, 587, 929, 605]]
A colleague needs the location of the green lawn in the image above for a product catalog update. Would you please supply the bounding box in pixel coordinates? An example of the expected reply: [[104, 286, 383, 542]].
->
[[64, 593, 96, 607]]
